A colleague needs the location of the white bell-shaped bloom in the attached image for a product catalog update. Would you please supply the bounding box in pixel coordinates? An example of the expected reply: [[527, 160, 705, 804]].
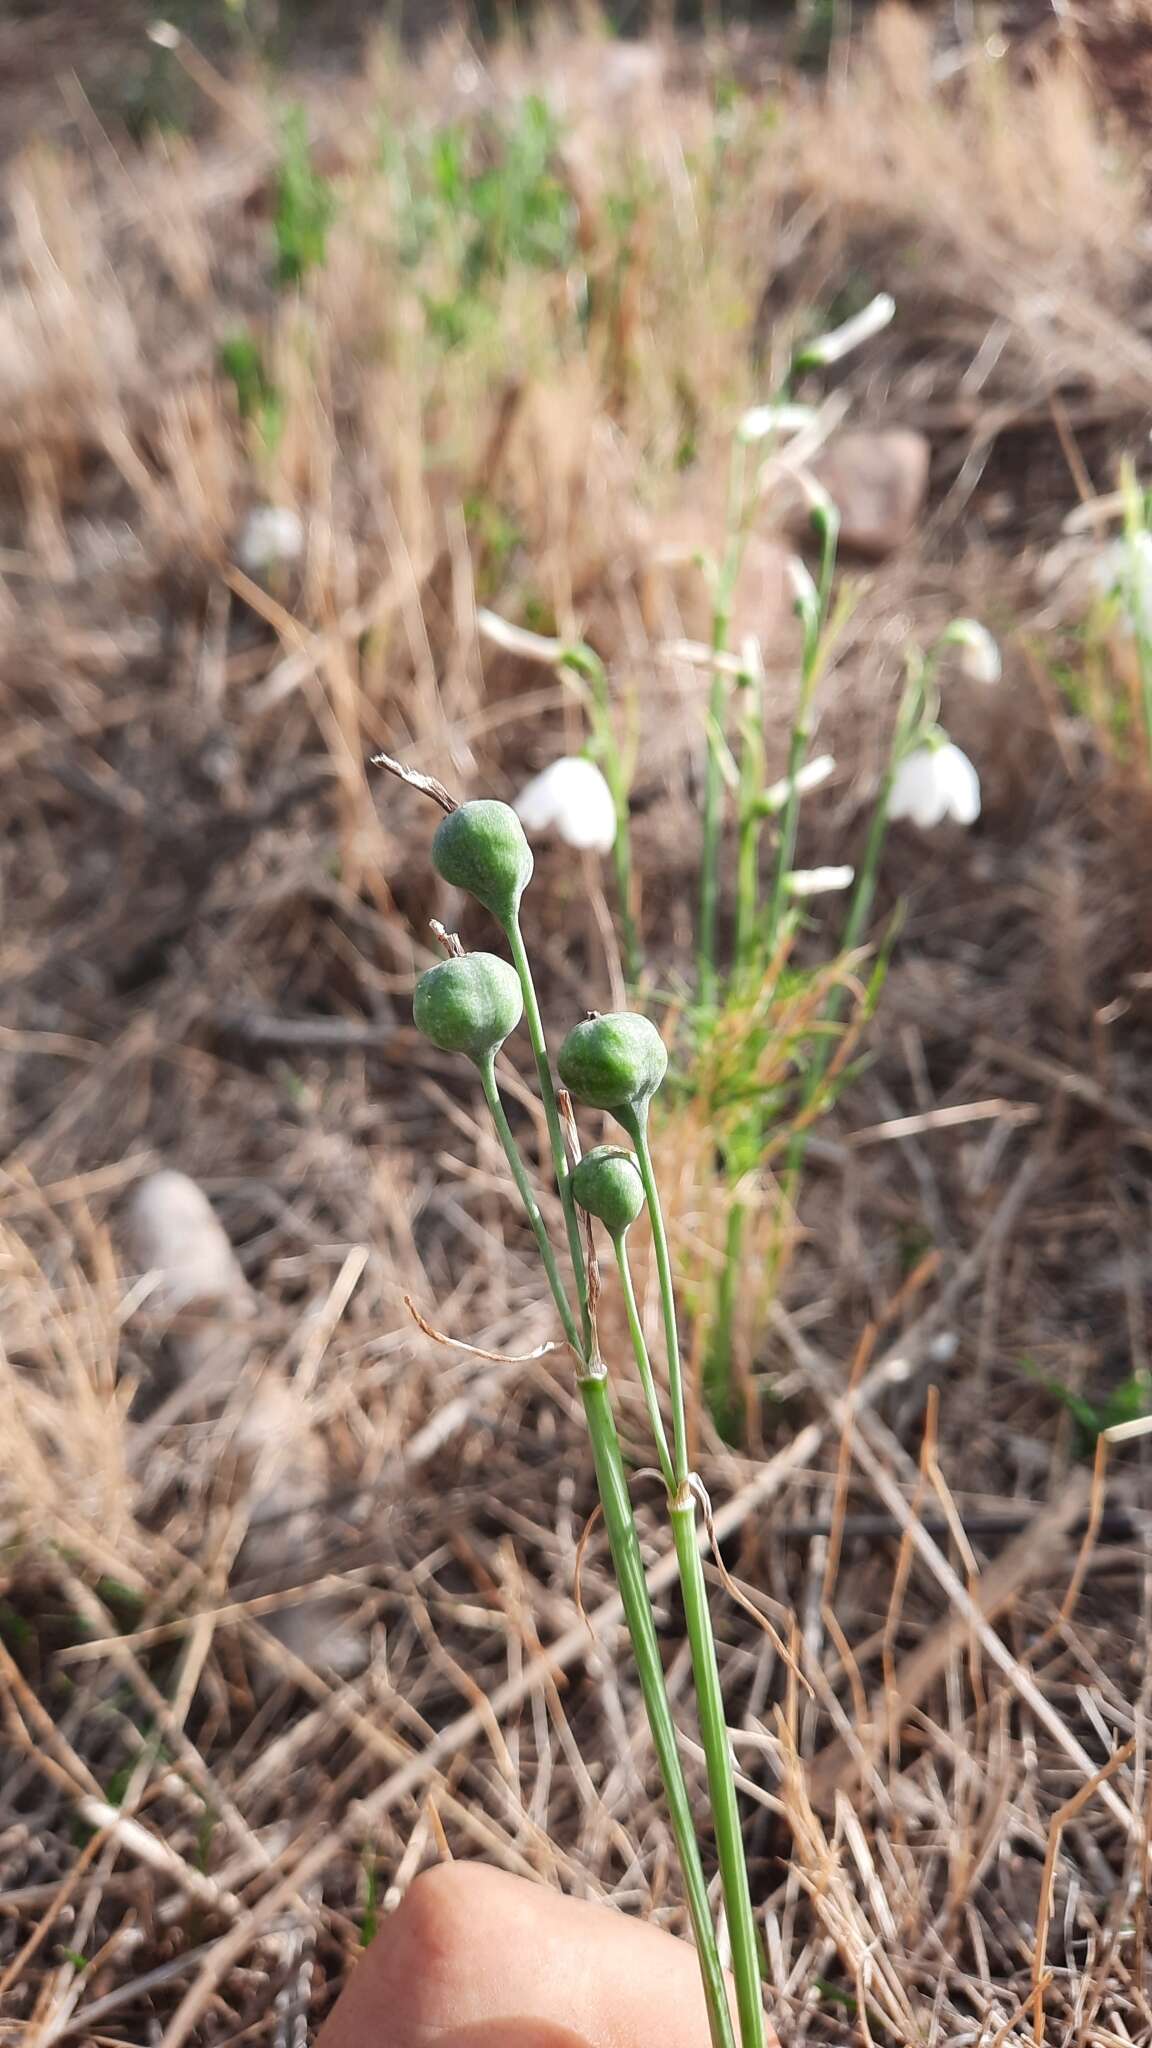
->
[[660, 640, 754, 677], [513, 757, 617, 854], [1091, 533, 1152, 635], [738, 401, 820, 444], [477, 608, 565, 663], [237, 505, 304, 573], [762, 753, 836, 813], [801, 293, 896, 366], [785, 865, 855, 897], [946, 618, 1001, 685], [889, 743, 981, 829]]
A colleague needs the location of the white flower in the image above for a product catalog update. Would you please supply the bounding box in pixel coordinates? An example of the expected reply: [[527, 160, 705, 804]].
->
[[889, 743, 981, 829], [785, 865, 855, 897], [762, 754, 836, 812], [738, 402, 819, 444], [513, 757, 617, 854], [477, 608, 565, 663], [660, 640, 747, 676], [800, 293, 896, 367], [1091, 533, 1152, 635], [659, 638, 762, 680], [787, 556, 820, 632], [237, 505, 304, 574], [945, 618, 1001, 685]]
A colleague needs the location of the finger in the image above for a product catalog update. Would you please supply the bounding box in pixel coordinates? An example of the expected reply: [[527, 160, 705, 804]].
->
[[317, 1861, 761, 2048]]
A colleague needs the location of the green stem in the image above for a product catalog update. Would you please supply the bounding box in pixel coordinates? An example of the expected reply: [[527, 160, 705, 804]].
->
[[704, 1196, 746, 1441], [699, 438, 749, 1009], [783, 662, 921, 1182], [761, 689, 812, 955], [672, 1491, 765, 2048], [579, 1373, 736, 2048], [764, 509, 839, 957], [505, 912, 591, 1353], [732, 669, 765, 976], [477, 1057, 581, 1355], [476, 1056, 735, 2048], [698, 667, 730, 1011], [613, 1235, 676, 1494], [621, 1107, 689, 1489]]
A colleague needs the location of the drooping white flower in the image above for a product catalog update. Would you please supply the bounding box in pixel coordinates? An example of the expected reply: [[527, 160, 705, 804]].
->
[[889, 743, 981, 829], [799, 293, 896, 367], [660, 640, 754, 677], [738, 402, 820, 444], [785, 865, 855, 898], [237, 505, 304, 574], [477, 608, 565, 663], [762, 754, 836, 812], [787, 556, 820, 633], [1090, 532, 1152, 636], [513, 757, 617, 854], [944, 618, 1002, 685]]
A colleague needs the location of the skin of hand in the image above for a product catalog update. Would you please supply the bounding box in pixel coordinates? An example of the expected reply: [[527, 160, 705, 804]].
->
[[317, 1861, 776, 2048]]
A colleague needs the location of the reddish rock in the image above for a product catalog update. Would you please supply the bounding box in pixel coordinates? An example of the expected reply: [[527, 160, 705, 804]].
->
[[802, 428, 932, 559]]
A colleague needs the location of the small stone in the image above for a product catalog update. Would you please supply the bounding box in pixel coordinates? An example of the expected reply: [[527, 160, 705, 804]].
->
[[799, 429, 931, 559], [125, 1170, 254, 1390], [236, 505, 304, 576]]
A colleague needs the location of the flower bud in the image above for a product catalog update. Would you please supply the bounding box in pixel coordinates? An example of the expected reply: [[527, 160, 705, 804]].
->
[[570, 1145, 646, 1239], [432, 800, 534, 925], [413, 952, 523, 1064], [557, 1012, 668, 1116]]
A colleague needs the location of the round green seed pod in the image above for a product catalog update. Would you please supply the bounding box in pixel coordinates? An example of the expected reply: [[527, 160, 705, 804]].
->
[[432, 801, 534, 925], [413, 953, 523, 1064], [571, 1146, 646, 1239], [557, 1012, 668, 1115]]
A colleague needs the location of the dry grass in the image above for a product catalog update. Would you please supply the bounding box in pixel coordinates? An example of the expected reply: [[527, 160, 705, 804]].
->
[[2, 8, 1152, 2044]]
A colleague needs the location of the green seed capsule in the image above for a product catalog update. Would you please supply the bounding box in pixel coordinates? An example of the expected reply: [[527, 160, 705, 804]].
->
[[413, 953, 523, 1065], [571, 1146, 646, 1239], [557, 1012, 668, 1115], [432, 801, 534, 925]]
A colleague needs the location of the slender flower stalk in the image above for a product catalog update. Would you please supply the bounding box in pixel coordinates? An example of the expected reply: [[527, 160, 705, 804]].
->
[[608, 1097, 763, 2048], [782, 656, 924, 1184], [612, 1233, 676, 1494], [670, 1492, 764, 2048], [699, 434, 750, 1009], [763, 509, 840, 956], [505, 912, 593, 1353], [476, 1057, 582, 1354], [576, 1370, 737, 2048], [611, 1235, 765, 2048], [618, 1106, 690, 1489], [1119, 459, 1152, 772], [733, 641, 766, 974]]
